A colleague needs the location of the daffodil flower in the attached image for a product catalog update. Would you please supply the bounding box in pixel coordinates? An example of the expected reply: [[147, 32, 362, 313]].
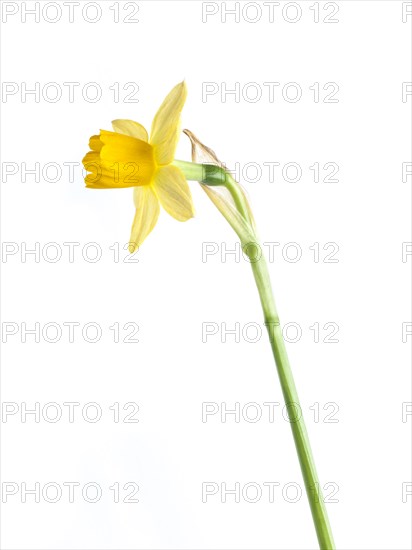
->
[[83, 82, 195, 252]]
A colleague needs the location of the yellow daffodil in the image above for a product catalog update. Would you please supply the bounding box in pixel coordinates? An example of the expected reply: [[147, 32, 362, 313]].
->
[[82, 81, 336, 548], [82, 81, 194, 251]]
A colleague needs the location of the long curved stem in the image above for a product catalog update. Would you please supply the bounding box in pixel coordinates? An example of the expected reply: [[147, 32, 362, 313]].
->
[[224, 173, 335, 548], [175, 159, 335, 548], [250, 254, 335, 549]]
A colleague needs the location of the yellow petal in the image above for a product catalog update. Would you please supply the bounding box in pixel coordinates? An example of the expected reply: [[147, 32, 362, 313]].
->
[[89, 134, 103, 152], [129, 186, 160, 252], [85, 166, 136, 189], [153, 165, 194, 221], [82, 150, 100, 165], [100, 130, 152, 164], [150, 81, 187, 165], [112, 119, 148, 141], [83, 133, 155, 189], [99, 130, 155, 186]]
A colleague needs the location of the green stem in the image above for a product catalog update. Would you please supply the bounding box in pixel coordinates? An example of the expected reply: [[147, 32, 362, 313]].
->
[[174, 160, 254, 229], [224, 175, 335, 549], [176, 158, 335, 547], [250, 255, 335, 550], [173, 159, 205, 181]]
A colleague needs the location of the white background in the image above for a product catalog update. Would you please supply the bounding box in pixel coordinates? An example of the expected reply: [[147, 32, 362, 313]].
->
[[1, 1, 411, 549]]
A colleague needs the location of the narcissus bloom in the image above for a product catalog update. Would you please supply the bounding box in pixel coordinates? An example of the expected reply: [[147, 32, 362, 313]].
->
[[82, 80, 335, 548], [83, 82, 194, 251]]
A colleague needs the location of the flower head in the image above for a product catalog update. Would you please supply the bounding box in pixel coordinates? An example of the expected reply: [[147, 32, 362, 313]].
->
[[83, 82, 194, 251]]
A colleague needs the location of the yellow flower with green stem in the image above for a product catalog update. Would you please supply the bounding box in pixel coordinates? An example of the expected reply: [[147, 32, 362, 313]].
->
[[83, 82, 335, 550]]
